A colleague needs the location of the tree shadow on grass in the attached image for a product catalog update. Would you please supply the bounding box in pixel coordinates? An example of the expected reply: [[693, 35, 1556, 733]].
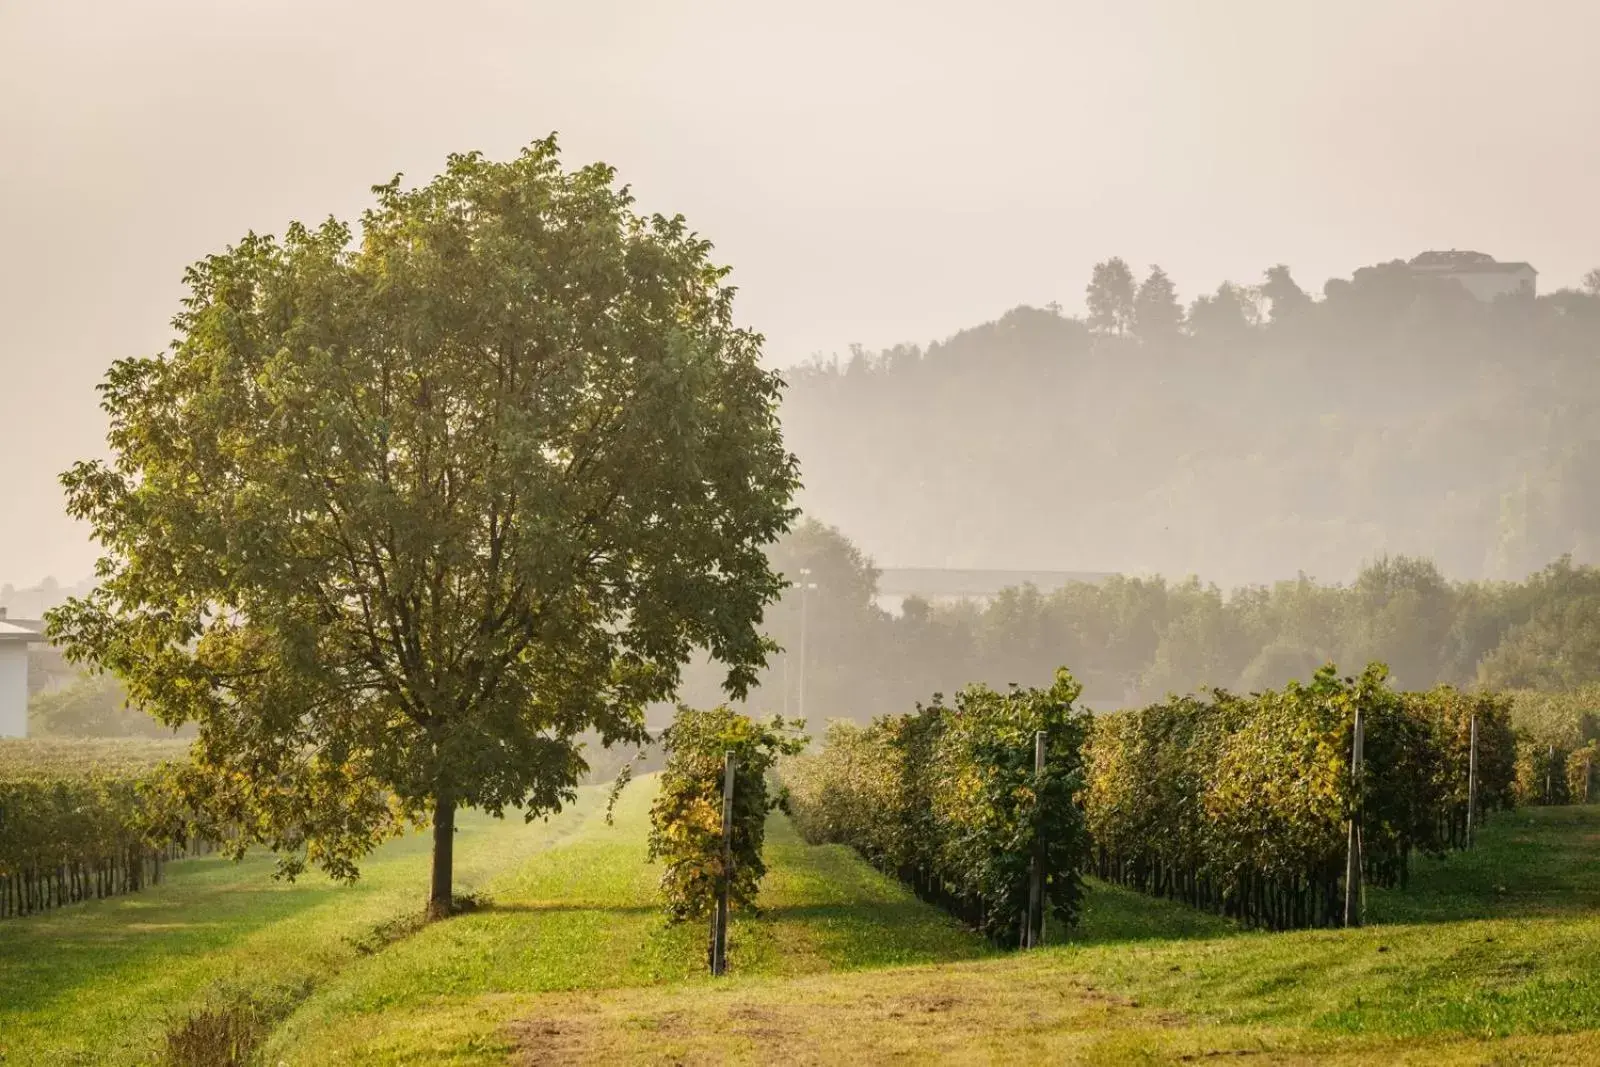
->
[[1060, 878, 1242, 946], [1369, 805, 1600, 925], [749, 899, 994, 970]]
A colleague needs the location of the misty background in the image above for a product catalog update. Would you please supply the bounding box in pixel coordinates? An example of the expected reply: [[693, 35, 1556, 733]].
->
[[4, 1, 1600, 736]]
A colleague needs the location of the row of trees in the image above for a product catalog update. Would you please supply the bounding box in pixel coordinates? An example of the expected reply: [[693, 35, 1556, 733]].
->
[[780, 662, 1571, 935], [688, 667, 1592, 942], [1082, 257, 1600, 345], [671, 520, 1600, 725], [782, 670, 1091, 946], [1506, 685, 1600, 805]]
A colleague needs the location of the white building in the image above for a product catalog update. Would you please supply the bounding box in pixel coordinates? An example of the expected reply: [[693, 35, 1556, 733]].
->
[[1408, 250, 1536, 301], [0, 612, 44, 738]]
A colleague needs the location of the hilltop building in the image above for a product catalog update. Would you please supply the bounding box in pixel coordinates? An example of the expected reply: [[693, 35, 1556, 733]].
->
[[1408, 250, 1536, 301], [874, 567, 1113, 615]]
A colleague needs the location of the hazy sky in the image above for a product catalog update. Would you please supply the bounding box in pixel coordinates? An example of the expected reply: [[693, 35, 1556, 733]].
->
[[4, 0, 1599, 589]]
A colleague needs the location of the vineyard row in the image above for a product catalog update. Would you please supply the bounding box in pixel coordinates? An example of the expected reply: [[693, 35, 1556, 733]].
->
[[782, 664, 1582, 937]]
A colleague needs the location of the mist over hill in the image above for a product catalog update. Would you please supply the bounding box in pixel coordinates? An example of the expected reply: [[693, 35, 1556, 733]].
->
[[780, 257, 1600, 587]]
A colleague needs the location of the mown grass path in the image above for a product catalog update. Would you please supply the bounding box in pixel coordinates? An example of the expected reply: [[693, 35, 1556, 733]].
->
[[264, 776, 988, 1063]]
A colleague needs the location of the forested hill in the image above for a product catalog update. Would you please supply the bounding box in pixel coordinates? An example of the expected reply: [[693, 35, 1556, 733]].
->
[[780, 259, 1600, 587]]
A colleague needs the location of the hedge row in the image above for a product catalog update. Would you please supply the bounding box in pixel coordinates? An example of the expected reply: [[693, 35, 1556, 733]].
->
[[1506, 685, 1600, 806], [0, 741, 210, 919], [0, 738, 190, 778], [1084, 666, 1517, 929], [783, 669, 1092, 946]]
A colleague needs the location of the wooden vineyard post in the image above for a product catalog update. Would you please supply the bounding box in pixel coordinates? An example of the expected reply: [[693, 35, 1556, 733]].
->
[[1547, 744, 1556, 806], [1344, 704, 1365, 928], [1467, 714, 1478, 849], [1022, 729, 1046, 950], [709, 752, 735, 976]]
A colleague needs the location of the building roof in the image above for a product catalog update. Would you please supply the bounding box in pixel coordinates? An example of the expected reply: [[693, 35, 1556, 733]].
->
[[0, 620, 45, 644], [1410, 249, 1495, 267], [1416, 261, 1536, 275], [1409, 250, 1536, 275]]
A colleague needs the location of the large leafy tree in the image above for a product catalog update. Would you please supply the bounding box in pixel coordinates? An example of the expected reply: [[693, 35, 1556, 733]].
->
[[48, 138, 799, 918]]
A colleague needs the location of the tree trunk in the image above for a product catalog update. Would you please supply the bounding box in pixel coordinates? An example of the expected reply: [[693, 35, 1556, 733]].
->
[[427, 794, 456, 920]]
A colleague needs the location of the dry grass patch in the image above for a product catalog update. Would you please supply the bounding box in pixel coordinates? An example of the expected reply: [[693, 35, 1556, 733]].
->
[[504, 959, 1202, 1065], [502, 955, 1600, 1066]]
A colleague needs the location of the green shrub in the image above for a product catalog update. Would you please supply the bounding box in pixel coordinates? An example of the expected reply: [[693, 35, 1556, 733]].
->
[[646, 707, 805, 922]]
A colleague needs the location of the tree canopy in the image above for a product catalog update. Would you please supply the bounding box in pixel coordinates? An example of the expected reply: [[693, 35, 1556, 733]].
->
[[48, 137, 798, 916]]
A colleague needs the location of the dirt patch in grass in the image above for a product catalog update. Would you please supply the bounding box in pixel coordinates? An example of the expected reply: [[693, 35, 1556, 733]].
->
[[506, 1017, 591, 1066], [910, 993, 958, 1013], [503, 960, 1193, 1065]]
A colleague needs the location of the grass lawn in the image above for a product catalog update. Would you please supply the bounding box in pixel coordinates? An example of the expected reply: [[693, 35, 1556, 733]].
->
[[8, 774, 1600, 1065], [1057, 804, 1600, 1041]]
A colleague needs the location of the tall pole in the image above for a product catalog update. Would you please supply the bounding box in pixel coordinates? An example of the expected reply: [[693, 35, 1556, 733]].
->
[[1344, 704, 1364, 928], [1023, 729, 1046, 949], [710, 752, 735, 976], [1467, 714, 1478, 848], [797, 568, 812, 722]]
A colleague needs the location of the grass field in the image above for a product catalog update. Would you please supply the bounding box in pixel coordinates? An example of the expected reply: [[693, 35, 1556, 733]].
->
[[4, 778, 1600, 1065], [0, 794, 601, 1064]]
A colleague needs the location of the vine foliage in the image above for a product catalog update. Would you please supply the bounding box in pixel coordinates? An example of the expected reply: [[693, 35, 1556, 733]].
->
[[785, 669, 1092, 946], [647, 707, 805, 922]]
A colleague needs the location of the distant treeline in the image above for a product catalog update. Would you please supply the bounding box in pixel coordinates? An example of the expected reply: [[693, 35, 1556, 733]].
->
[[32, 516, 1600, 750], [782, 257, 1600, 587], [676, 519, 1600, 722]]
